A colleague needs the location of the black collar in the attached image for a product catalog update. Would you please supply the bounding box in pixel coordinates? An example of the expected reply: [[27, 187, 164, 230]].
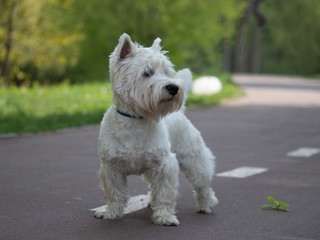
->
[[116, 109, 143, 119]]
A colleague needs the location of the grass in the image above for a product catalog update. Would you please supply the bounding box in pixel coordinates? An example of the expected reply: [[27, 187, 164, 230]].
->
[[304, 74, 320, 80], [0, 74, 243, 135], [0, 82, 113, 135]]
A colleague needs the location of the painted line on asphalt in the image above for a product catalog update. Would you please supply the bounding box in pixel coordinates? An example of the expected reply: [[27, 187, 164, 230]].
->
[[216, 166, 268, 178], [287, 147, 320, 158], [91, 193, 151, 214]]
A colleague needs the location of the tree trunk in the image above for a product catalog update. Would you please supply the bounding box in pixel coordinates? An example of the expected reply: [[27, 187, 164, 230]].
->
[[252, 25, 261, 73], [251, 0, 266, 73], [223, 38, 231, 72], [1, 0, 17, 87], [235, 21, 248, 73]]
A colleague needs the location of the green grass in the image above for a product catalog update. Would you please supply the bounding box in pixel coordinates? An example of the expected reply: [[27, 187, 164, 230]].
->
[[303, 74, 320, 80], [0, 74, 243, 135], [0, 82, 113, 134]]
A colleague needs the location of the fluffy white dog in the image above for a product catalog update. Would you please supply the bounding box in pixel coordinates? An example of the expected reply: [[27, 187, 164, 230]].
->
[[95, 33, 218, 226]]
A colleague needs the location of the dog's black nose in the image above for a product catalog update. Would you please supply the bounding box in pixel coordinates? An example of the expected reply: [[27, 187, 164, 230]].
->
[[165, 84, 179, 96]]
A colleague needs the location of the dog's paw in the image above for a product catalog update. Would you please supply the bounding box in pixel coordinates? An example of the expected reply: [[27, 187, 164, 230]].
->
[[151, 214, 180, 226], [198, 206, 215, 214], [94, 209, 123, 220], [197, 192, 219, 214]]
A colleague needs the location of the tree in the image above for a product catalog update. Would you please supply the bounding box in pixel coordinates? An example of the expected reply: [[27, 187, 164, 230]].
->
[[1, 0, 247, 85], [72, 0, 246, 81], [0, 0, 17, 87], [233, 0, 266, 73], [261, 0, 320, 75], [0, 0, 83, 86]]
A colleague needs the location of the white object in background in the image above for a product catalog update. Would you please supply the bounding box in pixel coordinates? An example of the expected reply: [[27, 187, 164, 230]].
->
[[192, 76, 223, 95]]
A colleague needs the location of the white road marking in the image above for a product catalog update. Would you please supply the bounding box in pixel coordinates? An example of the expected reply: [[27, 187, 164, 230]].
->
[[90, 194, 151, 214], [216, 166, 268, 178], [287, 147, 320, 158]]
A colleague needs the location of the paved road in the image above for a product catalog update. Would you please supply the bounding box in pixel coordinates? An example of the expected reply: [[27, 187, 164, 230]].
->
[[1, 74, 320, 240]]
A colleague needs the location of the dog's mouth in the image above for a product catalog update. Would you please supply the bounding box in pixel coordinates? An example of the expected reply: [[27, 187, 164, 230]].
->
[[160, 96, 175, 103]]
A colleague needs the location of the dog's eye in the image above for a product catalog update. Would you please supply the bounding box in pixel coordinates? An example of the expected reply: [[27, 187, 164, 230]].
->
[[142, 72, 150, 78], [142, 69, 154, 78]]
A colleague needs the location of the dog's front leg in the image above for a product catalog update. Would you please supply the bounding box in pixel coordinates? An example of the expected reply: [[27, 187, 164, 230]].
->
[[144, 154, 180, 226], [95, 164, 128, 219]]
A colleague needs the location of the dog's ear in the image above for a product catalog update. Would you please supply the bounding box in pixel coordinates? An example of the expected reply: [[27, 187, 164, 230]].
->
[[151, 37, 162, 52], [118, 33, 134, 59]]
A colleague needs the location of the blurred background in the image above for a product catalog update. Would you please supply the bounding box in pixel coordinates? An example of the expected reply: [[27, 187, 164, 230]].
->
[[1, 0, 320, 86], [1, 0, 320, 133]]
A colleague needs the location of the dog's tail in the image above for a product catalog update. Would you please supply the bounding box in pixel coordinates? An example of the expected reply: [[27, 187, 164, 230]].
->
[[174, 68, 192, 110]]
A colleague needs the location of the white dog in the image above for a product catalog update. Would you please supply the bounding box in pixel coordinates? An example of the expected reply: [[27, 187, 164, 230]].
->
[[95, 33, 218, 226]]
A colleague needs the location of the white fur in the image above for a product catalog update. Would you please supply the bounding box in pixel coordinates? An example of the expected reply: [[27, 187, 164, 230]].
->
[[95, 33, 218, 226]]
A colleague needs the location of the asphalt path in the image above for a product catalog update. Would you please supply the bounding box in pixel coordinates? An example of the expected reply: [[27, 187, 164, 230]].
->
[[1, 74, 320, 240]]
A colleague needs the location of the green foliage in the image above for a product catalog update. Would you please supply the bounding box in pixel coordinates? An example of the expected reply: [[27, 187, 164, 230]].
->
[[0, 0, 83, 85], [262, 196, 290, 212], [2, 0, 320, 84], [261, 0, 320, 75], [71, 0, 246, 81], [1, 0, 246, 85]]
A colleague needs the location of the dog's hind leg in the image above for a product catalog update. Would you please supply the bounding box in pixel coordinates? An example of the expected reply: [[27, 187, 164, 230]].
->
[[94, 163, 128, 219], [166, 114, 219, 213], [178, 146, 219, 213], [143, 155, 180, 226]]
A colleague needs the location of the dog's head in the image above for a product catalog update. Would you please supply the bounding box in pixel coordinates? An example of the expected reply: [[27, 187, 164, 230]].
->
[[109, 33, 185, 121]]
